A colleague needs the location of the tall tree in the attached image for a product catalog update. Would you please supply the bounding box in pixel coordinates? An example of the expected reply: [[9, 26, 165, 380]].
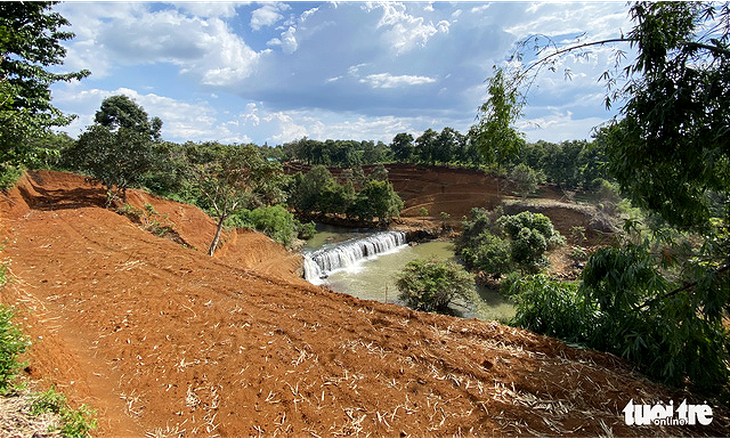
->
[[65, 95, 162, 205], [186, 142, 284, 256], [505, 2, 730, 392], [0, 2, 89, 184], [471, 67, 525, 166]]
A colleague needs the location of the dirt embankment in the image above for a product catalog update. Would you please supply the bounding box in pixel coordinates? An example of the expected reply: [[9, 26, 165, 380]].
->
[[1, 170, 727, 437], [285, 163, 613, 245]]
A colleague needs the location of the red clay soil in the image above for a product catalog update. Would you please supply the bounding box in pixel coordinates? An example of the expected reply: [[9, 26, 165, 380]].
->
[[1, 170, 728, 437], [286, 163, 609, 245]]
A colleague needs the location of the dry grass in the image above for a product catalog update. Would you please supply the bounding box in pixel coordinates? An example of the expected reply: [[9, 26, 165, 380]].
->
[[0, 387, 62, 438]]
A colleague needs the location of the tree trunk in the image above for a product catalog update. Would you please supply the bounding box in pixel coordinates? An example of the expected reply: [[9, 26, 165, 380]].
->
[[208, 217, 225, 256]]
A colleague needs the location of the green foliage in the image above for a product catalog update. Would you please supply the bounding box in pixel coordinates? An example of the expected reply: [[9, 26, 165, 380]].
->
[[0, 305, 29, 394], [95, 94, 162, 140], [64, 96, 163, 205], [390, 132, 415, 162], [579, 242, 730, 392], [509, 275, 595, 343], [0, 2, 89, 173], [185, 142, 285, 255], [0, 162, 23, 190], [30, 386, 66, 415], [59, 404, 97, 438], [472, 68, 525, 165], [228, 205, 298, 246], [396, 258, 476, 313], [348, 179, 403, 224], [296, 220, 317, 240], [509, 163, 539, 198], [602, 3, 730, 231], [459, 232, 512, 275], [457, 209, 564, 276], [418, 207, 429, 217], [30, 386, 97, 438], [497, 211, 565, 272], [368, 164, 389, 181]]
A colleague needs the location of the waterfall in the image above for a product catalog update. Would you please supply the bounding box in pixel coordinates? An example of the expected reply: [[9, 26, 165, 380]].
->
[[303, 230, 407, 283]]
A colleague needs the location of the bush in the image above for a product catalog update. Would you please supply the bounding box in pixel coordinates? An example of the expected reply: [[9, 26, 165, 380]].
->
[[508, 274, 595, 342], [459, 233, 512, 275], [0, 305, 29, 393], [396, 258, 475, 313], [296, 220, 317, 240], [509, 163, 539, 197], [31, 386, 98, 437], [0, 163, 23, 190]]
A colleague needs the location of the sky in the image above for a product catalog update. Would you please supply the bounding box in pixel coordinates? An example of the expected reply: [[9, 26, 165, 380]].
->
[[50, 1, 635, 146]]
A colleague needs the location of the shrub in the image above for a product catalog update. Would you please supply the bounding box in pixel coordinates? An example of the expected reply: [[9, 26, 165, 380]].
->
[[396, 258, 475, 313], [509, 163, 539, 198], [0, 163, 23, 190], [418, 207, 429, 216], [31, 386, 98, 437], [296, 221, 317, 240], [459, 233, 512, 275], [509, 274, 595, 342], [0, 305, 29, 393], [247, 205, 298, 246]]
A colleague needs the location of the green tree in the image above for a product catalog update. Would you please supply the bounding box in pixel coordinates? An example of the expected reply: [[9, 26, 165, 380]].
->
[[414, 128, 439, 165], [95, 94, 162, 140], [508, 163, 539, 198], [390, 132, 415, 163], [471, 67, 525, 165], [186, 142, 284, 256], [349, 179, 403, 224], [65, 96, 162, 205], [0, 2, 89, 186], [396, 258, 475, 314], [506, 2, 730, 392]]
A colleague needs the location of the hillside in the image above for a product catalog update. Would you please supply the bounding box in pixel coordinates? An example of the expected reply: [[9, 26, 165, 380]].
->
[[0, 170, 727, 437]]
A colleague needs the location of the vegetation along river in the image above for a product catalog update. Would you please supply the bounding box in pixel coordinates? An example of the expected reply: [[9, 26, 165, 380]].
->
[[303, 225, 515, 322]]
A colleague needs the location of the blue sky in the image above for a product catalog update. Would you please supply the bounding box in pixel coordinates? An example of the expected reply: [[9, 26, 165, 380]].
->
[[50, 1, 634, 146]]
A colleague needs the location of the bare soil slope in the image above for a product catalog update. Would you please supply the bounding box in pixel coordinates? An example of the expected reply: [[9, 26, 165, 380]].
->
[[1, 170, 727, 437]]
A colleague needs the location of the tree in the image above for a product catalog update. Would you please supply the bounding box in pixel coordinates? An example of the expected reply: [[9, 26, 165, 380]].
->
[[368, 164, 389, 181], [414, 128, 438, 165], [471, 67, 525, 165], [504, 2, 730, 392], [95, 94, 162, 140], [0, 2, 89, 185], [390, 132, 415, 162], [65, 96, 162, 205], [68, 124, 158, 205], [349, 179, 403, 224], [186, 142, 284, 256], [396, 258, 475, 314], [508, 163, 539, 198]]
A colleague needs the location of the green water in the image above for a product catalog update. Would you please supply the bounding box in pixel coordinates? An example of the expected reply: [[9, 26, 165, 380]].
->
[[311, 234, 515, 322]]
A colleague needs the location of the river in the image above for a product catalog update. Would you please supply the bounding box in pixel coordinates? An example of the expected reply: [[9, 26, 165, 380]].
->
[[303, 225, 515, 322]]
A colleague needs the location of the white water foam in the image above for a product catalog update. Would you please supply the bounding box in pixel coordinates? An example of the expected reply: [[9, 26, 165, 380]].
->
[[303, 230, 407, 284]]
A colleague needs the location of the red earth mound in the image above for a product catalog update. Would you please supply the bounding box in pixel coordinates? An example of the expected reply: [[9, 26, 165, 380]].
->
[[1, 170, 727, 437]]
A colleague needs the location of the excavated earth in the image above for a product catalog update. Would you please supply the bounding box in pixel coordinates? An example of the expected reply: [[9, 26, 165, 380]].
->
[[1, 170, 728, 437]]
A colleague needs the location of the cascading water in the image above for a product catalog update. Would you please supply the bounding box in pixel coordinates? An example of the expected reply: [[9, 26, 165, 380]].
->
[[303, 230, 407, 284]]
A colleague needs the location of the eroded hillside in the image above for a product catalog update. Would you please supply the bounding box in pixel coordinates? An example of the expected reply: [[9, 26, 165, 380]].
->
[[0, 170, 726, 437]]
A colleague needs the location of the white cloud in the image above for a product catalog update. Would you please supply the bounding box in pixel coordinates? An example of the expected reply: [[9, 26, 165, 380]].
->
[[176, 2, 239, 19], [360, 73, 437, 89], [268, 26, 298, 54], [250, 3, 290, 30], [372, 2, 448, 55]]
